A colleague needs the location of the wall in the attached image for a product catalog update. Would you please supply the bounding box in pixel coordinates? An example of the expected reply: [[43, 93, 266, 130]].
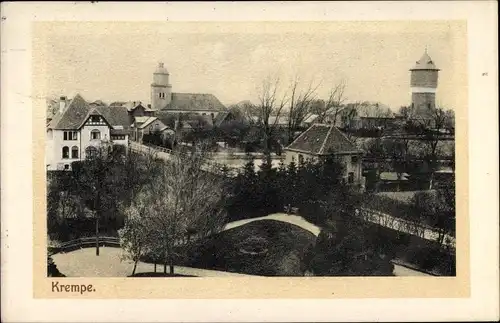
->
[[111, 135, 129, 147], [80, 124, 111, 159], [410, 70, 439, 88], [161, 110, 221, 118], [47, 129, 81, 170], [284, 150, 363, 186], [284, 150, 318, 165], [151, 84, 172, 110]]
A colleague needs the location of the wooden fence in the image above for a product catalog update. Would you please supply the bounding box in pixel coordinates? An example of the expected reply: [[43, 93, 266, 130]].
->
[[48, 236, 120, 255]]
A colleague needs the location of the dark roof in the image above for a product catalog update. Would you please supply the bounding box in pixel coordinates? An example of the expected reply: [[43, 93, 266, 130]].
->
[[102, 106, 131, 129], [213, 111, 230, 127], [410, 51, 439, 71], [285, 124, 360, 155], [163, 93, 226, 112], [48, 94, 130, 130], [110, 128, 131, 135], [89, 100, 108, 107]]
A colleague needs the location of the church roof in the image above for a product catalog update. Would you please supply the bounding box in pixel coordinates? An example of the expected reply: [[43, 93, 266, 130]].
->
[[162, 93, 226, 112], [48, 94, 130, 130], [285, 123, 360, 155], [410, 51, 439, 71]]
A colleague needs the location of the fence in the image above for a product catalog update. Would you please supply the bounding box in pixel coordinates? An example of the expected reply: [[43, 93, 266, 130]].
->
[[130, 141, 242, 177], [48, 236, 120, 255], [357, 207, 456, 249]]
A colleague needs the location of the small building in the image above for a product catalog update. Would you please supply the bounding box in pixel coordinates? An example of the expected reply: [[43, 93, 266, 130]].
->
[[131, 116, 172, 143], [46, 94, 131, 171], [284, 123, 364, 186]]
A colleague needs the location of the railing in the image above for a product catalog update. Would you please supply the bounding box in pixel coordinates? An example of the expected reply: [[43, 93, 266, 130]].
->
[[48, 236, 120, 255], [357, 207, 456, 249], [130, 141, 242, 177]]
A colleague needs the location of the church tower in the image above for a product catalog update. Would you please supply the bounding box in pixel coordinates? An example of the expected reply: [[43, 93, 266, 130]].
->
[[410, 49, 439, 117], [151, 62, 172, 111]]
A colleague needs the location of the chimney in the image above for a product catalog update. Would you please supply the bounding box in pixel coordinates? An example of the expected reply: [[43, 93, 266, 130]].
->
[[147, 104, 151, 109], [59, 96, 67, 113]]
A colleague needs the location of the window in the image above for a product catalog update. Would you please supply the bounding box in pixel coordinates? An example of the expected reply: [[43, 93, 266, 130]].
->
[[298, 154, 304, 164], [64, 164, 70, 170], [62, 146, 69, 159], [351, 156, 359, 163], [91, 130, 101, 140], [63, 131, 78, 140], [111, 135, 125, 140], [71, 146, 79, 159], [91, 116, 101, 123], [85, 146, 98, 159], [348, 172, 354, 184]]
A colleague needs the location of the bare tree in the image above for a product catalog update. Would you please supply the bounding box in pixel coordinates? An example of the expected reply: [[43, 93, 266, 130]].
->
[[144, 146, 227, 275], [317, 79, 347, 124], [415, 106, 451, 189], [287, 76, 321, 144], [253, 76, 290, 162], [118, 191, 156, 276]]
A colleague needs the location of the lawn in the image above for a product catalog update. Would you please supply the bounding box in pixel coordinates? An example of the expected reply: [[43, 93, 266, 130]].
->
[[182, 219, 317, 276]]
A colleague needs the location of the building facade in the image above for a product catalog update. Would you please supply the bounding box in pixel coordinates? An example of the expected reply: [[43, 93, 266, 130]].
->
[[46, 94, 130, 171]]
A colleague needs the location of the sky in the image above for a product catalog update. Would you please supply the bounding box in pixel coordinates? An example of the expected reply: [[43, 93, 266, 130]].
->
[[34, 21, 467, 111]]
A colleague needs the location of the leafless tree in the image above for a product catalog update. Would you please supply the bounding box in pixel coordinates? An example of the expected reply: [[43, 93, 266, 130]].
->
[[287, 76, 321, 144], [143, 146, 227, 275], [316, 79, 347, 124], [252, 76, 290, 162], [414, 106, 451, 189]]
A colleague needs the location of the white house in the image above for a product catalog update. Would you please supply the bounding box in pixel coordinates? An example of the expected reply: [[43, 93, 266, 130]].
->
[[46, 94, 131, 171]]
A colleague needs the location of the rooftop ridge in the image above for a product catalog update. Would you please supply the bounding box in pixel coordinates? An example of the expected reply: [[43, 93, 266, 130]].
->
[[318, 124, 335, 155]]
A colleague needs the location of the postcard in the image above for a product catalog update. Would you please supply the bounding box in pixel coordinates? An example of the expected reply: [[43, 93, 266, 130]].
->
[[1, 1, 498, 322]]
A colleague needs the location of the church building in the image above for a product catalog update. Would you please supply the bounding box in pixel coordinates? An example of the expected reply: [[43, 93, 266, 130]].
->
[[149, 62, 226, 118]]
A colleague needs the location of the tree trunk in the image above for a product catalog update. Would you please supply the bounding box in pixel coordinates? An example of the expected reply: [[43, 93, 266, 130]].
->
[[428, 172, 434, 190], [132, 260, 138, 276], [163, 263, 167, 274], [154, 263, 157, 273], [95, 216, 100, 256], [169, 264, 174, 275]]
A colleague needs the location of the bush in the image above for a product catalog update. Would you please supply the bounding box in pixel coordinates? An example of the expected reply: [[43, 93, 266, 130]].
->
[[47, 255, 65, 277]]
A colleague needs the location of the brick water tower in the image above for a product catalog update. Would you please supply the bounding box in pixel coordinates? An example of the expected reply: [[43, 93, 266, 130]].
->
[[410, 49, 440, 117]]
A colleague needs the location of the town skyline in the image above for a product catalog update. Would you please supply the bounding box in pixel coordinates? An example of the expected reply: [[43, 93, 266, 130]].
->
[[34, 21, 466, 111]]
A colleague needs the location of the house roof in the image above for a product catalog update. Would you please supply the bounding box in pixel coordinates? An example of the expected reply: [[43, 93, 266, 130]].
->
[[162, 93, 226, 112], [213, 111, 230, 127], [410, 51, 439, 71], [89, 100, 107, 107], [285, 123, 360, 155], [48, 94, 130, 130], [133, 116, 158, 129], [303, 113, 319, 124]]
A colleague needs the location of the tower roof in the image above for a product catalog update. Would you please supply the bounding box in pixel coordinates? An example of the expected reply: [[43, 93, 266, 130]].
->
[[154, 62, 169, 74], [410, 51, 439, 71]]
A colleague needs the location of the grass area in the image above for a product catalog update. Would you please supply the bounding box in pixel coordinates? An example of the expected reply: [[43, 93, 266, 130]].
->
[[182, 219, 316, 276]]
